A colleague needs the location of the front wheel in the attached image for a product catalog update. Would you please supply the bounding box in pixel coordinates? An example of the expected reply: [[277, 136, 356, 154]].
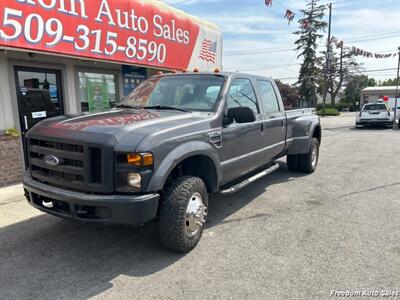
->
[[159, 176, 208, 252]]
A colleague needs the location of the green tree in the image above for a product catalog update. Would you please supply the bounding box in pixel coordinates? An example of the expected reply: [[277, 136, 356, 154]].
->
[[294, 0, 327, 108], [343, 75, 376, 107], [275, 80, 300, 108], [379, 78, 398, 86]]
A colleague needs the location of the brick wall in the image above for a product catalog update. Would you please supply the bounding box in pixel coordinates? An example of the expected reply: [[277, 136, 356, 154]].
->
[[0, 135, 23, 187]]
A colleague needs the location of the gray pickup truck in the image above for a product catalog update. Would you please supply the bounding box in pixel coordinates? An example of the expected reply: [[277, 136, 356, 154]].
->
[[23, 72, 321, 252]]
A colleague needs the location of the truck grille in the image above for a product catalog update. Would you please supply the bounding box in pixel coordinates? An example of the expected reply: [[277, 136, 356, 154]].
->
[[28, 138, 103, 192]]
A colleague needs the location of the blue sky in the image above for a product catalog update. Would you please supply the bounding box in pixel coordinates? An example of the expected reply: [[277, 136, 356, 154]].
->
[[164, 0, 400, 83]]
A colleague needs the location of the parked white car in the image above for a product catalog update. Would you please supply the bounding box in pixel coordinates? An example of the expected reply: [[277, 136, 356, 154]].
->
[[356, 102, 394, 128]]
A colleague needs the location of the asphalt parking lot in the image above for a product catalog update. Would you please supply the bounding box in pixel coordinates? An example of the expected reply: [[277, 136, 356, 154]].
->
[[1, 113, 399, 300]]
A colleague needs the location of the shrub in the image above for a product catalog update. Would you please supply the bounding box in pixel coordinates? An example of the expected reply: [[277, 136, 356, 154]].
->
[[316, 108, 340, 116], [316, 102, 354, 112]]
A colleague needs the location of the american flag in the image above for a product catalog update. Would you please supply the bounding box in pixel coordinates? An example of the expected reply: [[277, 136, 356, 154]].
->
[[198, 39, 217, 63]]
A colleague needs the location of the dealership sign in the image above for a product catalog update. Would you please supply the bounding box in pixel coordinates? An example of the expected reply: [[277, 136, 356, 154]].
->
[[0, 0, 222, 70]]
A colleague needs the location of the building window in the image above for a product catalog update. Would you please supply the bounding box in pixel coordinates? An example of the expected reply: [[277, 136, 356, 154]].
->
[[78, 72, 118, 112]]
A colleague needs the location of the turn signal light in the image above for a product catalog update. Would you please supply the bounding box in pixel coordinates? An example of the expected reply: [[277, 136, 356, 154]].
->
[[127, 154, 142, 166], [214, 68, 220, 73], [193, 67, 199, 72], [142, 153, 154, 166], [127, 153, 153, 167]]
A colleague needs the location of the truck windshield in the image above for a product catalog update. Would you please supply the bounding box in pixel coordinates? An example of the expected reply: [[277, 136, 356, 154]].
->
[[119, 75, 225, 112]]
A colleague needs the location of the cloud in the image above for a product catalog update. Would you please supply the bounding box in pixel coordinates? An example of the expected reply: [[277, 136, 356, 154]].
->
[[164, 0, 400, 83]]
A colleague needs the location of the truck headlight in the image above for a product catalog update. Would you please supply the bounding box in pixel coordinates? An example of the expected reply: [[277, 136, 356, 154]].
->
[[127, 173, 141, 189]]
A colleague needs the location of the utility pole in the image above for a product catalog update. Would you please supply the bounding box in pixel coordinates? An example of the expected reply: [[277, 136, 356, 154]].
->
[[394, 46, 400, 129], [322, 3, 332, 116]]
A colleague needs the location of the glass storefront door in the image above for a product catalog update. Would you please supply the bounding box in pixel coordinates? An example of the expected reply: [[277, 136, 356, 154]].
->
[[14, 66, 64, 135]]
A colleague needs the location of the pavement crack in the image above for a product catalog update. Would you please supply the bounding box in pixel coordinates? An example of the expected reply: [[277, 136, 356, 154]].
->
[[338, 182, 400, 198]]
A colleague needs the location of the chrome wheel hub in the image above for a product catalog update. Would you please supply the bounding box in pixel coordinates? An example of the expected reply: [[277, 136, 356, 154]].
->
[[185, 192, 207, 237], [311, 144, 318, 169]]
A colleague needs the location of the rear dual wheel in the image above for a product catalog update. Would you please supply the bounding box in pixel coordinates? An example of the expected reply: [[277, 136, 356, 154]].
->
[[287, 138, 319, 174]]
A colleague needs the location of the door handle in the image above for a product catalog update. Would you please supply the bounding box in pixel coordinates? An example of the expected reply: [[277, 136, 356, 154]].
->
[[24, 115, 29, 130]]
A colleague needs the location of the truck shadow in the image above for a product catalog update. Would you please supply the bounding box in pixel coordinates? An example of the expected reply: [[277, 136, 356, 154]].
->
[[0, 162, 305, 299]]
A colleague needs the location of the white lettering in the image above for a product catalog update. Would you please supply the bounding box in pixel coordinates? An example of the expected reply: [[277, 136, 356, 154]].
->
[[183, 30, 189, 44], [129, 9, 138, 31], [17, 0, 87, 18], [16, 0, 35, 5], [69, 0, 87, 18], [38, 0, 56, 9], [137, 17, 148, 34], [95, 0, 116, 26], [153, 15, 163, 38], [115, 9, 129, 29]]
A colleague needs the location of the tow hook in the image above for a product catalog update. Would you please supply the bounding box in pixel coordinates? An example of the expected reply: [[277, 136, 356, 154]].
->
[[42, 200, 54, 208]]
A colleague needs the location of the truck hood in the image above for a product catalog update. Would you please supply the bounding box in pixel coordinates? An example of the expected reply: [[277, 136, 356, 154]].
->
[[28, 109, 209, 146]]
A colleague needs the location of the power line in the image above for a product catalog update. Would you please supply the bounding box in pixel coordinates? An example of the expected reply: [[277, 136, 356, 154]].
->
[[223, 32, 400, 56], [235, 67, 399, 80]]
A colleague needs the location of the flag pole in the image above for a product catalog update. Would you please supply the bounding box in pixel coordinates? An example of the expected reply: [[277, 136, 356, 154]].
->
[[394, 46, 400, 129]]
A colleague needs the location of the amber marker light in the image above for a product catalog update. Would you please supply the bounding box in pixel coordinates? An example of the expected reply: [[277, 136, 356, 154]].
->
[[127, 153, 153, 167], [193, 67, 199, 72], [142, 153, 154, 166], [127, 154, 142, 166]]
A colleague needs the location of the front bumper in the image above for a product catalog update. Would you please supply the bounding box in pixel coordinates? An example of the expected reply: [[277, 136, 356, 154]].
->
[[23, 173, 160, 225]]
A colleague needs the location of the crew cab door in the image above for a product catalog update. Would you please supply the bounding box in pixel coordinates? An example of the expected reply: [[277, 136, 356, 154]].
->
[[219, 78, 265, 184], [255, 80, 286, 161]]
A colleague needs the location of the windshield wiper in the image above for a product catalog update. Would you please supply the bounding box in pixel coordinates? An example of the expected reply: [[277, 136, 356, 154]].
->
[[115, 104, 142, 109], [144, 105, 191, 112]]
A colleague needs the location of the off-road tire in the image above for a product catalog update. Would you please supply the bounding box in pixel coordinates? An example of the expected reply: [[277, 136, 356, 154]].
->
[[159, 176, 208, 253], [298, 138, 319, 173], [286, 154, 299, 172]]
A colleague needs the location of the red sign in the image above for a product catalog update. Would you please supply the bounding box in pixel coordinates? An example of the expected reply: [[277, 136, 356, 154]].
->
[[0, 0, 201, 70]]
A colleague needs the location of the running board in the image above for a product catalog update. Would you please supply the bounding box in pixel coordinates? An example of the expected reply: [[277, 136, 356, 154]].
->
[[218, 163, 280, 195]]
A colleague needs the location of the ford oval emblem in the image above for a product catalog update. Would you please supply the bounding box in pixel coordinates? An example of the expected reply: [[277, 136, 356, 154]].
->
[[43, 155, 62, 166]]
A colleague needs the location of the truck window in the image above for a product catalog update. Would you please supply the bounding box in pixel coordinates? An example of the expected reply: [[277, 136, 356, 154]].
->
[[227, 79, 258, 114], [363, 104, 388, 111], [256, 80, 280, 114], [122, 75, 225, 112]]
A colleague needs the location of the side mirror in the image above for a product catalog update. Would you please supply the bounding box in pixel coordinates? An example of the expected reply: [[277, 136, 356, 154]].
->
[[227, 107, 256, 124]]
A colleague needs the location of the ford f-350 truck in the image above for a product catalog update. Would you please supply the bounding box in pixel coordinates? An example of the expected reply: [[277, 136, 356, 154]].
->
[[23, 72, 321, 252]]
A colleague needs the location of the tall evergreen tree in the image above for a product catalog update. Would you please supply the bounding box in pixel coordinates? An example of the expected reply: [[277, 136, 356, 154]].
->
[[294, 0, 327, 107]]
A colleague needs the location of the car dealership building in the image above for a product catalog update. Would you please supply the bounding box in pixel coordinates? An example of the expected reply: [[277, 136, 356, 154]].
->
[[0, 0, 222, 186]]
